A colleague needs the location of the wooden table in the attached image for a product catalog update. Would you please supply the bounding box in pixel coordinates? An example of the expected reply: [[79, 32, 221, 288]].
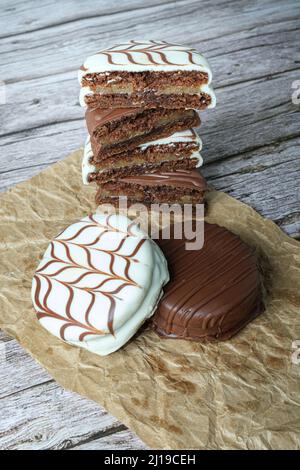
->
[[0, 0, 299, 450]]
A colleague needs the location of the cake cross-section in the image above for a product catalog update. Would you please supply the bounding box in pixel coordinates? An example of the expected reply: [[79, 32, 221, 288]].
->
[[96, 169, 208, 206], [86, 106, 200, 160]]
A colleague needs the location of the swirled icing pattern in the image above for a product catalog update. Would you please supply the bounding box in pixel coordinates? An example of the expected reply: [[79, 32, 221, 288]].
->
[[82, 129, 203, 185], [32, 214, 169, 356], [78, 40, 213, 76]]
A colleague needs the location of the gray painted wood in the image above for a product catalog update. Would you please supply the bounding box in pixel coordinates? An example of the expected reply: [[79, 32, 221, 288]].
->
[[0, 0, 299, 450]]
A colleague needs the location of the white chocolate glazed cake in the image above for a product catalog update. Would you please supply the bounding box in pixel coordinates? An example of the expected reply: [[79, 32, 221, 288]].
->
[[82, 130, 203, 185], [31, 214, 169, 356]]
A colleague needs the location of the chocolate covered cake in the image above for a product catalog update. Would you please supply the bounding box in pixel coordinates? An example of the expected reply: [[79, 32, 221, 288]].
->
[[153, 222, 264, 341], [79, 40, 216, 110], [83, 130, 203, 184], [86, 107, 200, 160], [96, 170, 208, 205]]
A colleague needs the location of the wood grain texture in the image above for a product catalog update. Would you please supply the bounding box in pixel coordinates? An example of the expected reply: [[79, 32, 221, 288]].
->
[[0, 331, 146, 450], [0, 0, 299, 450], [0, 331, 50, 399], [0, 379, 121, 450], [0, 0, 299, 234]]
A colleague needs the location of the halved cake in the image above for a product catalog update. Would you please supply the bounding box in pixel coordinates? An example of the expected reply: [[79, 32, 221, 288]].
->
[[79, 40, 216, 110]]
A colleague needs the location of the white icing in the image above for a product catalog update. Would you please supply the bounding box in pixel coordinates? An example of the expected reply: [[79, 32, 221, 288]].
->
[[79, 40, 213, 77], [31, 214, 169, 356], [78, 40, 216, 107], [139, 129, 203, 167], [82, 129, 203, 184]]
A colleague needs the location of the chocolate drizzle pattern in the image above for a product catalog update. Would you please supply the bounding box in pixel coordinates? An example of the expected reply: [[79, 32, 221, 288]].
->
[[154, 222, 264, 341], [86, 107, 140, 131], [32, 214, 147, 341], [120, 169, 207, 190], [94, 40, 201, 67]]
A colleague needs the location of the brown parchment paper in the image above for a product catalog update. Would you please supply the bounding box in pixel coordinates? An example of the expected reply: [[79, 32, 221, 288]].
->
[[0, 149, 300, 450]]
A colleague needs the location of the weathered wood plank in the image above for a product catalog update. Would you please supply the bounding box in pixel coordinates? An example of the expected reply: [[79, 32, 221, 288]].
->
[[1, 126, 298, 236], [0, 71, 81, 137], [1, 67, 299, 159]]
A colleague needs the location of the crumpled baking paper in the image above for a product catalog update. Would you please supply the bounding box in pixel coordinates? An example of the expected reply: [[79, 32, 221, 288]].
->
[[0, 149, 300, 450]]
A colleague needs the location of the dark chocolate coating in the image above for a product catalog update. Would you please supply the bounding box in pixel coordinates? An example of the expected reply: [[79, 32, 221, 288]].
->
[[154, 222, 264, 341]]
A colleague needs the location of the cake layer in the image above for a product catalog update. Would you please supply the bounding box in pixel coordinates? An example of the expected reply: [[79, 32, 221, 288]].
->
[[153, 222, 264, 341], [79, 40, 216, 109], [86, 107, 200, 159], [82, 130, 203, 184], [96, 170, 208, 206]]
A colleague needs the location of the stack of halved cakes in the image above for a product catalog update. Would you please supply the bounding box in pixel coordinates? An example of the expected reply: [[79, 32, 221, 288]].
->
[[79, 40, 215, 205]]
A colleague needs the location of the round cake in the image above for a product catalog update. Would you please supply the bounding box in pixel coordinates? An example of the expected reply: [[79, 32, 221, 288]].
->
[[31, 213, 169, 355], [153, 222, 264, 341]]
